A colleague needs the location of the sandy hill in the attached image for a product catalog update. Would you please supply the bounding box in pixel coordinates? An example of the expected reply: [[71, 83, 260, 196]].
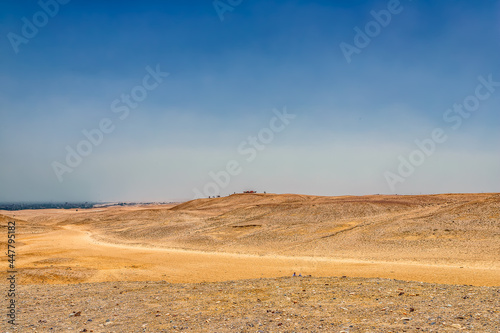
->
[[96, 193, 499, 263], [1, 193, 499, 286], [9, 193, 498, 265]]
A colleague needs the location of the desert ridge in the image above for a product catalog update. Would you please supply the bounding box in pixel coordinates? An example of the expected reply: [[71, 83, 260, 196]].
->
[[1, 192, 499, 286]]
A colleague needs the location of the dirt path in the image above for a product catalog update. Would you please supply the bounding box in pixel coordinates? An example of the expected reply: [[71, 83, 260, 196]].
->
[[9, 225, 500, 286]]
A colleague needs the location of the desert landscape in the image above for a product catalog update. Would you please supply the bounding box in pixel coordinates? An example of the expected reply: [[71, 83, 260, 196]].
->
[[4, 0, 500, 331], [1, 193, 499, 332]]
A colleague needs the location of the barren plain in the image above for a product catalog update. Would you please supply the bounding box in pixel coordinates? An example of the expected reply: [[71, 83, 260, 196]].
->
[[1, 193, 499, 332]]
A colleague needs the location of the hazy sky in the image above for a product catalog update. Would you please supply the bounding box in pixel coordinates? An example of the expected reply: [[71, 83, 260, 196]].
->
[[1, 0, 499, 202]]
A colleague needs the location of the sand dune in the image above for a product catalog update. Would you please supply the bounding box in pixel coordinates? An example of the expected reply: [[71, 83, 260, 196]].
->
[[1, 193, 499, 286]]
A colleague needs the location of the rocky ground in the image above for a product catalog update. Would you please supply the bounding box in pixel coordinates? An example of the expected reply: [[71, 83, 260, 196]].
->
[[4, 276, 499, 332]]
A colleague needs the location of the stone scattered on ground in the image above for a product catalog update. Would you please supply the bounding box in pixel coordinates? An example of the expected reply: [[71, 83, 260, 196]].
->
[[4, 276, 499, 332]]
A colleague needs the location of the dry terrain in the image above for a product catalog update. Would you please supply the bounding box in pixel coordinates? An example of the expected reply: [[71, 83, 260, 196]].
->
[[1, 193, 499, 332]]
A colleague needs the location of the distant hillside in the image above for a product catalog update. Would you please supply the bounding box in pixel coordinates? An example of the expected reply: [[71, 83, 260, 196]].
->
[[10, 192, 498, 266]]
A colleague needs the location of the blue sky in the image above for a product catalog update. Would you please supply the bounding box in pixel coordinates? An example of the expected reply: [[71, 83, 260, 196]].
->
[[0, 0, 499, 202]]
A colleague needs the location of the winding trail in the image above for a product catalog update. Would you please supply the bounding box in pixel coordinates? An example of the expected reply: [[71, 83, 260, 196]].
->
[[12, 224, 500, 286]]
